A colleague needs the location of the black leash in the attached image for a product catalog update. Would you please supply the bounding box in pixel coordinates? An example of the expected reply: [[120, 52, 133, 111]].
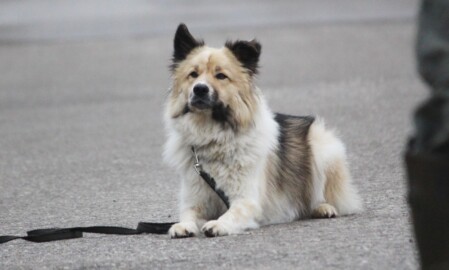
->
[[0, 147, 229, 244], [0, 222, 174, 244]]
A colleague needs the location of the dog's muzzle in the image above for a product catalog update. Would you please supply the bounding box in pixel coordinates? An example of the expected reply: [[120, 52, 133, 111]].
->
[[190, 83, 213, 109]]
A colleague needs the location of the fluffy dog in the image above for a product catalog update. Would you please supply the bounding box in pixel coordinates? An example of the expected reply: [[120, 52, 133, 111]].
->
[[164, 24, 362, 238]]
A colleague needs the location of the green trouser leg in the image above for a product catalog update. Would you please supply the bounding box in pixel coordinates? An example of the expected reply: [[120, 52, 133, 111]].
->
[[407, 0, 449, 269]]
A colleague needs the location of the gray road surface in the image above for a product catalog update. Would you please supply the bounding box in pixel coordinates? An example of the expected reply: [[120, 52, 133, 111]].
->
[[0, 1, 424, 269]]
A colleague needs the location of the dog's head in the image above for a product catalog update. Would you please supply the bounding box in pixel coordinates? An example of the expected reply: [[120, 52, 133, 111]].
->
[[166, 23, 262, 131]]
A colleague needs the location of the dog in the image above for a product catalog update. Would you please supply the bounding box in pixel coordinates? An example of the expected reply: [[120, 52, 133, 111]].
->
[[164, 23, 362, 238]]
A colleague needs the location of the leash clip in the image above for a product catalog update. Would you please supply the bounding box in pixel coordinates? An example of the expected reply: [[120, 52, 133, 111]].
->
[[194, 163, 202, 175], [192, 146, 202, 175]]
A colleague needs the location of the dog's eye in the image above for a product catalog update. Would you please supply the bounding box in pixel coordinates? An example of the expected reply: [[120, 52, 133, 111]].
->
[[189, 71, 199, 78], [215, 73, 228, 80]]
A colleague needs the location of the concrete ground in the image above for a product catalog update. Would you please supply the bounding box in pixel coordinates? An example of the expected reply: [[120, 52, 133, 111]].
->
[[0, 1, 426, 269]]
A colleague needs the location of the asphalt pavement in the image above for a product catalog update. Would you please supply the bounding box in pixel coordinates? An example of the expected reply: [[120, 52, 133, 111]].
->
[[0, 1, 425, 269]]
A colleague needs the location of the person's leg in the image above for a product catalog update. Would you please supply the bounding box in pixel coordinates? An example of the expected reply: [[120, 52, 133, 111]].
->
[[407, 1, 449, 268]]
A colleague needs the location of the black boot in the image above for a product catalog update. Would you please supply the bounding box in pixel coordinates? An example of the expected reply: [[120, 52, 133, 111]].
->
[[406, 150, 449, 270]]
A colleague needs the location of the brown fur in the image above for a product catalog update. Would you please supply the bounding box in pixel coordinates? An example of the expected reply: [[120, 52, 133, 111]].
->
[[266, 114, 315, 218]]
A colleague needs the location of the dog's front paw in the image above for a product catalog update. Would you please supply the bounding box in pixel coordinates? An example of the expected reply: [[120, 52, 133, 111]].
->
[[169, 222, 199, 239], [201, 220, 230, 237]]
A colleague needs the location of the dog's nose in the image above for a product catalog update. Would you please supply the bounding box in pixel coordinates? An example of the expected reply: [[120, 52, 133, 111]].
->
[[193, 84, 209, 97]]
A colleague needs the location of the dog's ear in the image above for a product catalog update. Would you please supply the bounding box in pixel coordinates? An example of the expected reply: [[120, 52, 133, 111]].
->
[[225, 39, 261, 74], [171, 23, 204, 70]]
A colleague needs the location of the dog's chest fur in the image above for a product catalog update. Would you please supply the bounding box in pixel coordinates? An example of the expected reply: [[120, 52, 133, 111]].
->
[[178, 112, 272, 185]]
